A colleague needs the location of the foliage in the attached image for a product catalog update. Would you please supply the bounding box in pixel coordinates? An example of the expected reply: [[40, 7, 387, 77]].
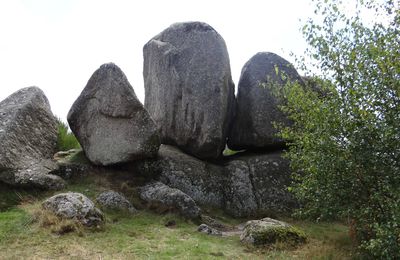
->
[[278, 0, 399, 258], [56, 117, 80, 151]]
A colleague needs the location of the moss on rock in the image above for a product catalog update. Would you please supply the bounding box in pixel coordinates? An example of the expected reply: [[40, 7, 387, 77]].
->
[[240, 217, 307, 247]]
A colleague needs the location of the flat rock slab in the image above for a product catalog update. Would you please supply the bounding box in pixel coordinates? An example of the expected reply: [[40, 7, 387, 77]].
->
[[139, 181, 201, 219], [228, 52, 304, 150], [68, 63, 160, 166], [144, 22, 235, 160], [0, 87, 65, 189]]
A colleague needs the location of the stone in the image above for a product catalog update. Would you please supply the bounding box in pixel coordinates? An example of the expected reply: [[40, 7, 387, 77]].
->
[[224, 160, 258, 217], [197, 224, 222, 236], [96, 190, 137, 213], [154, 145, 226, 208], [68, 63, 160, 166], [143, 22, 235, 159], [228, 52, 304, 150], [139, 181, 201, 219], [240, 217, 306, 246], [0, 87, 65, 189], [42, 192, 104, 227], [224, 151, 297, 217]]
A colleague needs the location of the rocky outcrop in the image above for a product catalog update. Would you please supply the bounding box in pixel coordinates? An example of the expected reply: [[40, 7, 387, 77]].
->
[[153, 145, 226, 208], [139, 181, 201, 219], [240, 217, 306, 246], [96, 190, 137, 214], [143, 22, 235, 160], [42, 192, 104, 226], [224, 160, 258, 217], [228, 52, 304, 150], [0, 87, 65, 190], [134, 145, 295, 217], [68, 63, 160, 166], [224, 151, 297, 217]]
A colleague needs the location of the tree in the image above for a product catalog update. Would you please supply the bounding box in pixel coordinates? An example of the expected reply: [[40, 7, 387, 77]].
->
[[278, 0, 399, 257]]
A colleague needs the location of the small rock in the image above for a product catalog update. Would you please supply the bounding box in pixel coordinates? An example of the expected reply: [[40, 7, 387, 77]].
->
[[197, 224, 222, 236], [165, 220, 176, 228], [42, 192, 104, 227], [96, 190, 137, 214], [139, 182, 201, 219], [240, 217, 306, 246]]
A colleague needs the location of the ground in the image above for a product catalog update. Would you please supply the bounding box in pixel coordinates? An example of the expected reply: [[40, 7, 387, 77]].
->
[[0, 173, 355, 259]]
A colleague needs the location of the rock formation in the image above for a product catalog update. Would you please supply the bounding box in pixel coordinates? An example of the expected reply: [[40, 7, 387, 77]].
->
[[133, 145, 295, 217], [224, 151, 297, 217], [0, 87, 65, 190], [68, 63, 160, 166], [143, 22, 235, 160], [228, 52, 304, 150], [155, 145, 226, 208]]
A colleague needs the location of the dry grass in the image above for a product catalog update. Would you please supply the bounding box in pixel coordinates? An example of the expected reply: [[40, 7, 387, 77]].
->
[[0, 175, 356, 259]]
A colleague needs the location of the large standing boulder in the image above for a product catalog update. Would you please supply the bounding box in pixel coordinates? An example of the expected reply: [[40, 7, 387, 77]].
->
[[42, 192, 104, 227], [139, 181, 201, 219], [228, 52, 304, 150], [143, 22, 235, 160], [67, 63, 160, 166], [0, 87, 65, 189], [224, 151, 297, 217]]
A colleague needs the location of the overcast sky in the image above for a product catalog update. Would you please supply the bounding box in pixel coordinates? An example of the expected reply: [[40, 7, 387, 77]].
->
[[0, 0, 315, 120]]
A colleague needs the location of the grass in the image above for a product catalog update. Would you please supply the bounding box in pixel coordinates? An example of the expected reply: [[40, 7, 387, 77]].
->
[[56, 117, 81, 152], [0, 175, 356, 259]]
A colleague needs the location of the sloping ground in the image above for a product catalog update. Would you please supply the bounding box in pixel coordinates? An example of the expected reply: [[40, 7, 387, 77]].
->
[[0, 175, 354, 259]]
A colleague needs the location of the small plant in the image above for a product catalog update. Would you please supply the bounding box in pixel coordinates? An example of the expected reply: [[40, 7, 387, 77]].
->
[[32, 207, 82, 235], [56, 117, 80, 152]]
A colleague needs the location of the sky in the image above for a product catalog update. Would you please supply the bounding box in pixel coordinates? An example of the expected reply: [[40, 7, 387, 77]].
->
[[0, 0, 315, 120]]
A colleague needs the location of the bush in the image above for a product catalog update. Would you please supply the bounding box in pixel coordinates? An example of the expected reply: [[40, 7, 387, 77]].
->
[[56, 118, 80, 151], [278, 0, 400, 258]]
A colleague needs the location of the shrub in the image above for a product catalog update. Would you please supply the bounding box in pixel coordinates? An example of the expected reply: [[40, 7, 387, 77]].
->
[[56, 117, 80, 151], [278, 0, 400, 258]]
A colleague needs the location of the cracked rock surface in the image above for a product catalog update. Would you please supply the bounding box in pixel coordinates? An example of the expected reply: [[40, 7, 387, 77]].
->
[[68, 63, 160, 166], [143, 22, 235, 160], [0, 87, 65, 190]]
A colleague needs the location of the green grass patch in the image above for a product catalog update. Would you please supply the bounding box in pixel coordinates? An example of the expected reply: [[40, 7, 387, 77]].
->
[[0, 174, 355, 259], [56, 118, 80, 152]]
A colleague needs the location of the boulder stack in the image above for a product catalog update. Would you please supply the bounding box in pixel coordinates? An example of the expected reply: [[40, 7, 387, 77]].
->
[[68, 63, 160, 166], [143, 22, 235, 160]]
